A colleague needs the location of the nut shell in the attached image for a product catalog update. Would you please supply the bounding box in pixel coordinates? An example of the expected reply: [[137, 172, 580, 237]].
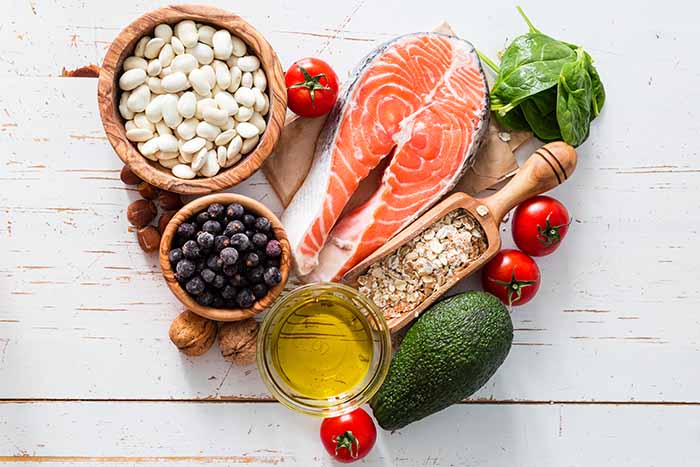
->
[[127, 199, 157, 227], [218, 319, 258, 365], [138, 181, 159, 200], [137, 225, 161, 252], [169, 310, 218, 356], [120, 165, 142, 185], [158, 211, 174, 234], [158, 191, 183, 210]]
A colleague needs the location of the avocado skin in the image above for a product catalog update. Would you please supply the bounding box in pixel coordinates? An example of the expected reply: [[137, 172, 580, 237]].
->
[[370, 291, 513, 430]]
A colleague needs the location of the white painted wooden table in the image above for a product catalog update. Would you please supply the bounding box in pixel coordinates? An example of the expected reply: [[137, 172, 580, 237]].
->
[[2, 0, 698, 465]]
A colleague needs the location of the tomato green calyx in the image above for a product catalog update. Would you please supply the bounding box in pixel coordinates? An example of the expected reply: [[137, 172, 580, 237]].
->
[[333, 431, 360, 459], [491, 270, 537, 306], [536, 213, 570, 247], [288, 65, 332, 106]]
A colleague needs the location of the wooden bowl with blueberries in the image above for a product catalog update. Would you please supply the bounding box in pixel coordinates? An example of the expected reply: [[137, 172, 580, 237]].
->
[[160, 193, 290, 321]]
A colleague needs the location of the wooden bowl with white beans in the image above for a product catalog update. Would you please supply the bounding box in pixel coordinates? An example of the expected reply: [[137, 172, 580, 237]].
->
[[97, 4, 287, 195]]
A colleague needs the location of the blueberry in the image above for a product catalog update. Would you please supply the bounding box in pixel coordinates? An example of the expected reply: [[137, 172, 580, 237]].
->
[[207, 203, 225, 219], [206, 254, 223, 272], [182, 240, 201, 259], [264, 267, 282, 286], [221, 285, 237, 299], [196, 290, 214, 306], [251, 232, 268, 248], [200, 268, 216, 283], [197, 231, 215, 249], [176, 222, 196, 239], [223, 264, 238, 276], [252, 283, 268, 299], [202, 220, 222, 234], [196, 211, 211, 225], [220, 247, 239, 266], [169, 248, 184, 264], [185, 276, 205, 295], [230, 272, 248, 287], [224, 220, 245, 237], [195, 259, 206, 272], [242, 214, 256, 227], [244, 252, 260, 268], [265, 239, 282, 258], [175, 259, 195, 280], [266, 257, 281, 268], [230, 233, 251, 251], [214, 235, 230, 251], [254, 216, 271, 232], [236, 288, 255, 308], [212, 274, 226, 289], [245, 229, 255, 239], [212, 295, 224, 308], [225, 203, 245, 219], [247, 265, 264, 284]]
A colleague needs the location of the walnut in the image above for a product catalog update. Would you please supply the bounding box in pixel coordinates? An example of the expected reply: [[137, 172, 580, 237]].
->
[[168, 310, 217, 357], [218, 319, 259, 365]]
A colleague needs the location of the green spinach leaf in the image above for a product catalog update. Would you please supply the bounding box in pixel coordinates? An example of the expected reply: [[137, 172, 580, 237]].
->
[[556, 48, 593, 146], [494, 105, 531, 132], [521, 89, 561, 141], [585, 52, 606, 117]]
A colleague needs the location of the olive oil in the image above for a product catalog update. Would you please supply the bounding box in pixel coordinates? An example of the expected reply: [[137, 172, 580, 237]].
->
[[271, 294, 373, 399]]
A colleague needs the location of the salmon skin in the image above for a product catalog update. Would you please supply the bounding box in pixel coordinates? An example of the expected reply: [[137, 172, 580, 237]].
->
[[282, 32, 489, 280]]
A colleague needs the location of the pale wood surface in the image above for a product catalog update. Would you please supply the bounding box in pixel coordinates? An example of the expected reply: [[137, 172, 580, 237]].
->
[[2, 0, 699, 465]]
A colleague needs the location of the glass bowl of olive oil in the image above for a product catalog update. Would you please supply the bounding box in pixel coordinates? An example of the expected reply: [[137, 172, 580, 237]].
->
[[257, 282, 391, 417]]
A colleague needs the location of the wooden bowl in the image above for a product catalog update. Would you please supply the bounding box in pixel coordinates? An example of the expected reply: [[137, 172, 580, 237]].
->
[[159, 193, 291, 321], [97, 4, 287, 195]]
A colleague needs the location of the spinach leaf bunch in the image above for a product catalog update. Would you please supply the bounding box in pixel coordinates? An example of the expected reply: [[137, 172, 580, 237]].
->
[[479, 7, 605, 147]]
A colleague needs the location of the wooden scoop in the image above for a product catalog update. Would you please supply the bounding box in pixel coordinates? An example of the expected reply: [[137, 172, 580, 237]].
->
[[342, 141, 577, 333]]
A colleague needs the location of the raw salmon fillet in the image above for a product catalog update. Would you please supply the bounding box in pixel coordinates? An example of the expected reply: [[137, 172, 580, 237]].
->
[[282, 33, 489, 280]]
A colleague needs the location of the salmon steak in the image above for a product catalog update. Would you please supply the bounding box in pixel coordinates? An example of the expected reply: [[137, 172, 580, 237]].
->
[[282, 33, 489, 280]]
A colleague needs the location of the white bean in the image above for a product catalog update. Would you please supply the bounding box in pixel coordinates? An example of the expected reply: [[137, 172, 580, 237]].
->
[[154, 24, 173, 41], [159, 66, 172, 78], [233, 87, 255, 107], [158, 44, 174, 67], [198, 25, 216, 46], [160, 157, 179, 168], [147, 76, 164, 94], [224, 151, 242, 168], [134, 113, 155, 131], [134, 36, 150, 57], [119, 68, 147, 91], [157, 134, 179, 153], [177, 92, 197, 119], [228, 66, 242, 93], [188, 43, 214, 65], [196, 121, 221, 141], [241, 71, 253, 88], [214, 91, 239, 116], [191, 147, 208, 172], [205, 140, 214, 150], [213, 60, 231, 89], [214, 129, 236, 147], [125, 120, 137, 131], [145, 95, 165, 123], [195, 98, 217, 119], [237, 55, 260, 72], [212, 29, 233, 60], [171, 53, 198, 74], [252, 88, 266, 113], [144, 38, 165, 59], [161, 72, 189, 93], [202, 107, 228, 127], [223, 117, 235, 130], [147, 59, 161, 77], [174, 20, 198, 48], [140, 137, 160, 156], [234, 105, 253, 122], [201, 65, 216, 88], [172, 164, 196, 179], [157, 150, 179, 160], [161, 94, 182, 128], [176, 118, 198, 140], [253, 69, 267, 91], [249, 112, 266, 133], [200, 150, 220, 177], [227, 135, 243, 158], [241, 135, 259, 154], [127, 84, 151, 113], [170, 36, 185, 55], [126, 128, 153, 142], [216, 145, 228, 166], [226, 56, 238, 68], [236, 121, 259, 139], [188, 68, 211, 97], [231, 36, 247, 57], [181, 136, 206, 153], [260, 94, 270, 115], [119, 102, 134, 120], [155, 121, 172, 136], [123, 56, 147, 71], [138, 143, 158, 161]]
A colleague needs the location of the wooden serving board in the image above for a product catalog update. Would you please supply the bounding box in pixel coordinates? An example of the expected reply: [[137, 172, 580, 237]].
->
[[262, 22, 532, 208]]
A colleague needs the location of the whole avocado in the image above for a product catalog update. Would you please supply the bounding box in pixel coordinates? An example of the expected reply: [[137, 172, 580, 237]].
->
[[370, 291, 513, 430]]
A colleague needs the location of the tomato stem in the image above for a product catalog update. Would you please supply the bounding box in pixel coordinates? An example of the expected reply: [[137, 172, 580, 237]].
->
[[491, 269, 537, 306], [288, 65, 332, 107], [333, 431, 360, 459], [536, 212, 571, 247]]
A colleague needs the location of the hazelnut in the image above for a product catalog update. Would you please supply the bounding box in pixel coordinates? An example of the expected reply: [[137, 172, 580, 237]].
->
[[218, 319, 259, 365], [137, 225, 161, 252], [137, 181, 159, 200], [127, 199, 157, 227], [120, 165, 141, 185], [157, 211, 174, 234], [158, 191, 183, 210], [169, 310, 218, 356]]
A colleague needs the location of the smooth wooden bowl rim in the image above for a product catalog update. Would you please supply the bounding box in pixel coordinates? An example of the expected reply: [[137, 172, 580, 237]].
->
[[159, 193, 291, 321]]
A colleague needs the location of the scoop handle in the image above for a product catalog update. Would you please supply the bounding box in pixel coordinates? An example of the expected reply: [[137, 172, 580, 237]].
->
[[482, 141, 577, 224]]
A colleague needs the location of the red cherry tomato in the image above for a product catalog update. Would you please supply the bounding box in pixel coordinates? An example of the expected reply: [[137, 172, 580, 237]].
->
[[285, 58, 339, 118], [320, 408, 376, 463], [482, 249, 541, 307], [512, 195, 570, 257]]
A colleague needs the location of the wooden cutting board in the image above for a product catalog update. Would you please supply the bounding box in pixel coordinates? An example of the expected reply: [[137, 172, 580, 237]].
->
[[261, 22, 532, 208]]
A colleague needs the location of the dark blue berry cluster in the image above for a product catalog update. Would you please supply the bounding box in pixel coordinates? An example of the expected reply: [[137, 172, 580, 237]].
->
[[169, 202, 283, 309]]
